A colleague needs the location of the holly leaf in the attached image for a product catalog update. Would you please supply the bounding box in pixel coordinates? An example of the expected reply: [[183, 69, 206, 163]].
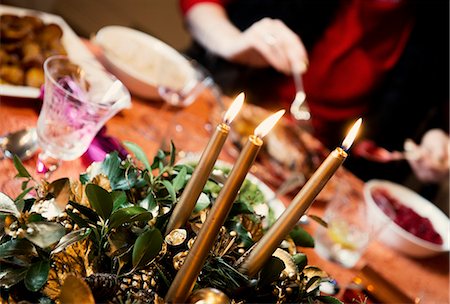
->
[[132, 228, 163, 270], [0, 192, 20, 218], [24, 260, 50, 292], [85, 184, 113, 220]]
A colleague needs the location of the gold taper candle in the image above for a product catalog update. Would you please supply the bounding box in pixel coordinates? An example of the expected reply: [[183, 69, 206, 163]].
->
[[239, 118, 362, 277], [165, 110, 285, 304], [165, 93, 244, 235]]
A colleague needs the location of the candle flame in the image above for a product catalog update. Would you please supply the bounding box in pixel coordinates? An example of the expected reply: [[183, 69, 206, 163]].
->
[[254, 110, 285, 138], [224, 92, 244, 124], [342, 118, 362, 151]]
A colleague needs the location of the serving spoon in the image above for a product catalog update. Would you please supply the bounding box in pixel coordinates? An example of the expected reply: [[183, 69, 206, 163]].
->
[[0, 128, 39, 161]]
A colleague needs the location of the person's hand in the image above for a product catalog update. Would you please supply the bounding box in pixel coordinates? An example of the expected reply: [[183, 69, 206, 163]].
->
[[406, 129, 449, 183], [185, 3, 308, 75], [226, 18, 308, 75]]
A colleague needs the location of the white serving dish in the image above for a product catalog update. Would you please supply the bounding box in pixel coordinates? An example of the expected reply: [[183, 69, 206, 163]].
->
[[94, 25, 196, 100], [364, 179, 449, 258]]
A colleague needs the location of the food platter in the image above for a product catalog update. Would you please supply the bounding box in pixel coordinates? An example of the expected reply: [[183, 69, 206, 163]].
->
[[178, 155, 286, 225], [0, 5, 97, 98]]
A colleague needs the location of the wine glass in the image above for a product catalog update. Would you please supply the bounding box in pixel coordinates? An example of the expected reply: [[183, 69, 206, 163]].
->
[[36, 55, 131, 175], [156, 58, 222, 153]]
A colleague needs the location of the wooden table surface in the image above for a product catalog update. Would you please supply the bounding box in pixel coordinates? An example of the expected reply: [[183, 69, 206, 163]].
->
[[1, 78, 448, 303]]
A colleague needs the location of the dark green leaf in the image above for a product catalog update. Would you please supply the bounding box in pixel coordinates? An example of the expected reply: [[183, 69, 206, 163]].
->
[[15, 187, 33, 203], [21, 180, 29, 191], [151, 150, 167, 170], [139, 193, 157, 214], [162, 180, 176, 203], [0, 192, 20, 218], [0, 267, 28, 288], [132, 228, 163, 269], [13, 155, 31, 178], [85, 184, 113, 220], [25, 222, 66, 248], [69, 201, 99, 223], [229, 221, 254, 248], [124, 141, 151, 171], [230, 201, 254, 215], [172, 167, 187, 192], [66, 209, 90, 228], [193, 193, 210, 213], [316, 296, 343, 304], [28, 213, 44, 223], [169, 141, 176, 166], [24, 260, 50, 292], [111, 191, 128, 211], [79, 173, 90, 184], [109, 206, 152, 229], [51, 228, 91, 254], [100, 152, 138, 190], [309, 214, 328, 228], [292, 253, 308, 271], [290, 226, 315, 248], [108, 227, 134, 257], [0, 239, 36, 258], [258, 256, 284, 286]]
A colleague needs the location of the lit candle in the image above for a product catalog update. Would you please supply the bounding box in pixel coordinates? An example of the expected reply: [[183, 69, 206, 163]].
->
[[165, 93, 244, 235], [165, 110, 285, 304], [239, 118, 362, 277]]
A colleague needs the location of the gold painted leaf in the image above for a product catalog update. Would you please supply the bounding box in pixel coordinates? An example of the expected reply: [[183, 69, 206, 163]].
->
[[59, 274, 94, 304]]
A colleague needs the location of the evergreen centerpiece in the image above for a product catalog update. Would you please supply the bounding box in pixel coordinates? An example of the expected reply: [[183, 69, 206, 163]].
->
[[0, 143, 341, 303]]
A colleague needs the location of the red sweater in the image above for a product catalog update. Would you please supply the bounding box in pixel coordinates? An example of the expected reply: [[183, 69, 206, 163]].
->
[[180, 0, 414, 146]]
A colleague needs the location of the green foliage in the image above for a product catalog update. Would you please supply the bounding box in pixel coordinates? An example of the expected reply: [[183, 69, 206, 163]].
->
[[86, 184, 113, 220], [132, 228, 163, 270], [1, 144, 339, 304], [290, 226, 315, 248]]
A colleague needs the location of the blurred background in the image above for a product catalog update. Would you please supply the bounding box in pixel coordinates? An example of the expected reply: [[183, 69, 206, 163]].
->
[[1, 0, 192, 51]]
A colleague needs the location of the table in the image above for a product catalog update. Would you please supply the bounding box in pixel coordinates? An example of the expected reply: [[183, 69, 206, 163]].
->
[[1, 77, 448, 304]]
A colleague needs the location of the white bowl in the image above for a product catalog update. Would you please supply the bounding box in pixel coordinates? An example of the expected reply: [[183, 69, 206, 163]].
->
[[364, 179, 449, 258], [94, 26, 196, 100]]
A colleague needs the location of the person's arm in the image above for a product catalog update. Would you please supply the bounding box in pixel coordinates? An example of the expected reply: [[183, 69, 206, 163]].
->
[[184, 2, 308, 74]]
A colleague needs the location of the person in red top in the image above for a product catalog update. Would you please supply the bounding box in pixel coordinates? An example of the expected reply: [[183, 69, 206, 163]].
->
[[179, 0, 449, 197]]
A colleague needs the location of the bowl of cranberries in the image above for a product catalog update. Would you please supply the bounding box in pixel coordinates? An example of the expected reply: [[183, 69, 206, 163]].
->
[[364, 180, 449, 258]]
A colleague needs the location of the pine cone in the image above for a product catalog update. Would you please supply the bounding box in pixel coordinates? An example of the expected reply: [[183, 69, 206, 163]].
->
[[85, 273, 118, 302]]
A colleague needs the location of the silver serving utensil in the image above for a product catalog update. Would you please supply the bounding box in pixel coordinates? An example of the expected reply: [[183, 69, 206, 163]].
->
[[290, 71, 311, 121], [0, 128, 38, 161]]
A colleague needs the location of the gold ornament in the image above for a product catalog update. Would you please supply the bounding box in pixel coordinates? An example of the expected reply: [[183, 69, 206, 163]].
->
[[188, 288, 231, 304], [165, 228, 187, 246]]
